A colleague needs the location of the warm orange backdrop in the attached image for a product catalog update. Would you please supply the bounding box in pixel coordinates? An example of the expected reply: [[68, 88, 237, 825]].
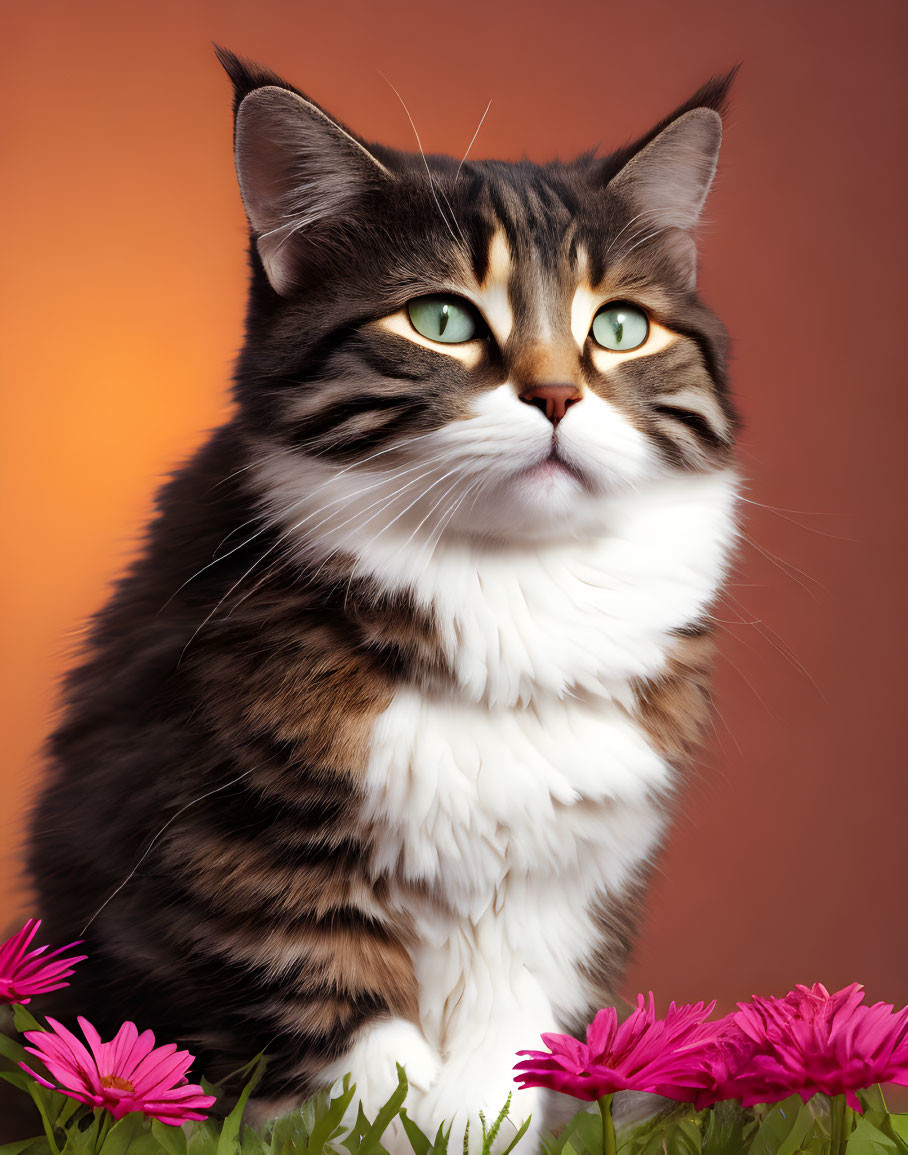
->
[[2, 0, 906, 1043]]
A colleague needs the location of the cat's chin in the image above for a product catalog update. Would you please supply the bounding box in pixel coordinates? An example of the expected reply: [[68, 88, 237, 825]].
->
[[449, 465, 616, 542]]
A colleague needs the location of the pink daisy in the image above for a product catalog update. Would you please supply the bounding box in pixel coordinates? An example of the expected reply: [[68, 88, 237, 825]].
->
[[699, 983, 908, 1111], [20, 1016, 216, 1125], [514, 993, 725, 1101], [0, 918, 86, 1005]]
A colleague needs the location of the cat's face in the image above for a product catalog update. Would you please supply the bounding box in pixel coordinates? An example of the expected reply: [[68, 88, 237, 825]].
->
[[221, 52, 737, 552]]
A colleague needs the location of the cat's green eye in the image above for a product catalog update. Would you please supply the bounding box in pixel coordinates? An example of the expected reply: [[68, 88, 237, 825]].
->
[[407, 295, 481, 344], [590, 303, 649, 351]]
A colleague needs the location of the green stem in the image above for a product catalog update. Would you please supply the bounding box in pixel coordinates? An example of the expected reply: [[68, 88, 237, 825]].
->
[[37, 1111, 62, 1155], [95, 1109, 114, 1154], [598, 1093, 617, 1155], [829, 1093, 853, 1155], [25, 1086, 62, 1155]]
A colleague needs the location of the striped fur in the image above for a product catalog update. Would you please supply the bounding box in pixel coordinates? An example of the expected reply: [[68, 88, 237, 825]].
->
[[18, 51, 740, 1151]]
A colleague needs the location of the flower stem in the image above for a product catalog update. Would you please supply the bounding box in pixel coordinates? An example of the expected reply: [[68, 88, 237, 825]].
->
[[829, 1093, 852, 1155], [36, 1110, 61, 1155], [598, 1093, 617, 1155], [94, 1110, 114, 1154]]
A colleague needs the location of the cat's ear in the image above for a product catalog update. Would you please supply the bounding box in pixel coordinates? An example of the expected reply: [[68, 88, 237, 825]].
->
[[215, 47, 391, 296], [604, 69, 737, 287]]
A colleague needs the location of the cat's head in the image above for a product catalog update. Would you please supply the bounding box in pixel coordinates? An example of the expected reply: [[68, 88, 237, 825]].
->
[[218, 49, 738, 556]]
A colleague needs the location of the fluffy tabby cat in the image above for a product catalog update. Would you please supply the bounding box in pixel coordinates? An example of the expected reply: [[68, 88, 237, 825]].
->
[[21, 50, 739, 1149]]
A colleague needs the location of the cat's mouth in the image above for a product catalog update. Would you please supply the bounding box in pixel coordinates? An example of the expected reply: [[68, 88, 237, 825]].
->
[[520, 445, 589, 488]]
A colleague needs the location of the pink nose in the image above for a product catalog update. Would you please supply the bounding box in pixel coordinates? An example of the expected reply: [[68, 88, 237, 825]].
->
[[518, 384, 582, 427]]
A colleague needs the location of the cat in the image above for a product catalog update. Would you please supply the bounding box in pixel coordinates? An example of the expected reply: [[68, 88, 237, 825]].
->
[[19, 49, 739, 1150]]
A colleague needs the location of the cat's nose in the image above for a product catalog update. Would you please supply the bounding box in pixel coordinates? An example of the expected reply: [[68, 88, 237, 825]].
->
[[518, 384, 582, 427]]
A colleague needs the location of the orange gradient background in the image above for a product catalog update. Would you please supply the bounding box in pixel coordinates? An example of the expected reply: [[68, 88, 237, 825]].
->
[[2, 0, 906, 1055]]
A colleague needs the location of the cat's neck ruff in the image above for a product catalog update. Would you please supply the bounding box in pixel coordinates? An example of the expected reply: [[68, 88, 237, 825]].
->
[[255, 450, 739, 707]]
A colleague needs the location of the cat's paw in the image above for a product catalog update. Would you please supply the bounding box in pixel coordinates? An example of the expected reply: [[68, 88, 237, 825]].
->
[[323, 1017, 442, 1112], [418, 1061, 542, 1154]]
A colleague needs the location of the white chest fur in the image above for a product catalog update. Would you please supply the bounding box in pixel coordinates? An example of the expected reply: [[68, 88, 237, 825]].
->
[[357, 470, 737, 1033], [365, 687, 672, 1050], [366, 688, 669, 903]]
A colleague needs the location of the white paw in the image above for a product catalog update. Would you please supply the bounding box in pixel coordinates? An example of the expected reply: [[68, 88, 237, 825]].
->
[[417, 1062, 543, 1155], [322, 1017, 442, 1118]]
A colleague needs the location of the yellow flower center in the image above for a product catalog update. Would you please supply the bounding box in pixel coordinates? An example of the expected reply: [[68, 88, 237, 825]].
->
[[100, 1075, 135, 1092]]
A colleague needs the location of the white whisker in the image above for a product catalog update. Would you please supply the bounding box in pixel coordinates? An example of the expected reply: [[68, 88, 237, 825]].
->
[[80, 768, 257, 935], [455, 100, 492, 183], [379, 71, 467, 249]]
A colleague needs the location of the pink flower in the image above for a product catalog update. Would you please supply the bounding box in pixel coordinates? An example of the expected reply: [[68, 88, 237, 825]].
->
[[698, 983, 908, 1111], [514, 993, 725, 1101], [0, 919, 86, 1005], [20, 1016, 217, 1125]]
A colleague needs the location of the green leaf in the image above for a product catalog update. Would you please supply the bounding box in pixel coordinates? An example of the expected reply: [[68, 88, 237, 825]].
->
[[188, 1119, 223, 1155], [632, 1130, 672, 1155], [308, 1076, 356, 1154], [862, 1110, 908, 1155], [541, 1107, 600, 1155], [0, 1141, 45, 1155], [152, 1119, 189, 1155], [860, 1088, 890, 1115], [0, 1031, 29, 1067], [355, 1065, 409, 1155], [61, 1113, 101, 1155], [239, 1124, 267, 1155], [398, 1109, 432, 1155], [663, 1118, 702, 1155], [217, 1056, 268, 1155], [428, 1120, 452, 1155], [12, 1006, 44, 1035], [129, 1135, 173, 1155], [97, 1112, 146, 1155], [53, 1097, 82, 1129], [214, 1053, 270, 1096], [497, 1115, 532, 1155], [846, 1115, 901, 1153], [261, 1111, 296, 1154], [750, 1097, 816, 1155], [564, 1110, 600, 1155], [0, 1069, 35, 1091], [479, 1095, 511, 1154], [701, 1100, 746, 1155], [25, 1081, 64, 1155]]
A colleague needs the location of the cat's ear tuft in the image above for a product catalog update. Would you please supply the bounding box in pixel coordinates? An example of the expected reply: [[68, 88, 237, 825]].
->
[[216, 49, 391, 296], [604, 67, 738, 287], [214, 46, 300, 115]]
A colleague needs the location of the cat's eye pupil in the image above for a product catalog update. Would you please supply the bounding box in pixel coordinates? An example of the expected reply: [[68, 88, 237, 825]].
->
[[407, 295, 480, 344], [590, 303, 648, 352]]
